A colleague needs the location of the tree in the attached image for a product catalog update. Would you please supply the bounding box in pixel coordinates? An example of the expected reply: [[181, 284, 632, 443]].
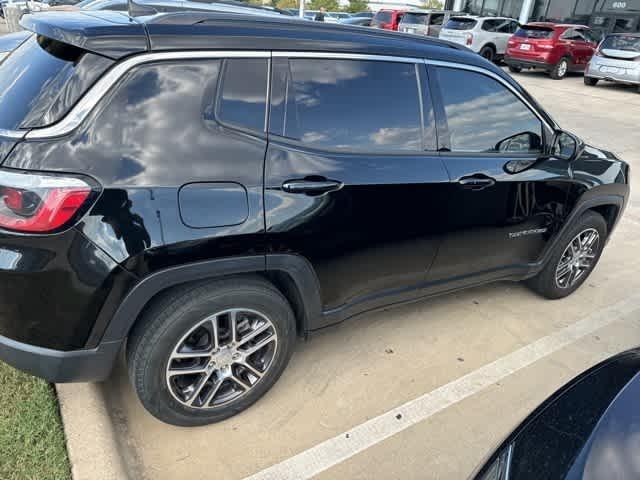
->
[[276, 0, 298, 8], [421, 0, 443, 8], [308, 0, 339, 11], [345, 0, 368, 12]]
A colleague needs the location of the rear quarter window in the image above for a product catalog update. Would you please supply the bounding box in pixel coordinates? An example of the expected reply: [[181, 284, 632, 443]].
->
[[0, 35, 113, 131]]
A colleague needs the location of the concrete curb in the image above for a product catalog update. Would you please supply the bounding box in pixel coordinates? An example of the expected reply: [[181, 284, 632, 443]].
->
[[56, 383, 130, 480]]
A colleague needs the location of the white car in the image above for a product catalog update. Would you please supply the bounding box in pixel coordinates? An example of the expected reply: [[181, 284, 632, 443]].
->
[[439, 16, 519, 62]]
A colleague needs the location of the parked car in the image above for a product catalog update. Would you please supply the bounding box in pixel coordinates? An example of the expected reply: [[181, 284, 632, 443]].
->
[[351, 10, 372, 18], [398, 9, 462, 38], [340, 16, 370, 26], [371, 8, 405, 30], [473, 348, 640, 480], [505, 23, 598, 80], [0, 10, 629, 427], [439, 16, 519, 62], [584, 33, 640, 93], [328, 11, 350, 20]]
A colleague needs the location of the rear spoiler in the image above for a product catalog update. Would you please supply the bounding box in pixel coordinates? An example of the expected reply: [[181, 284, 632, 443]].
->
[[20, 11, 148, 59]]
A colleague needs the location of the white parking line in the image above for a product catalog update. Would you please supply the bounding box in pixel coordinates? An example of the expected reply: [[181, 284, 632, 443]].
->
[[244, 293, 640, 480]]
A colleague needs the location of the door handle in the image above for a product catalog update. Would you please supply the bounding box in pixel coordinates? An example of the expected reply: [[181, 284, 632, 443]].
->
[[282, 178, 343, 195], [458, 176, 496, 191]]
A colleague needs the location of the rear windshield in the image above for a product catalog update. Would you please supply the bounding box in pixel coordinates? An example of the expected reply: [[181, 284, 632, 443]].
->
[[0, 36, 113, 131], [444, 17, 477, 30], [515, 26, 554, 39], [401, 13, 428, 24], [601, 35, 640, 52]]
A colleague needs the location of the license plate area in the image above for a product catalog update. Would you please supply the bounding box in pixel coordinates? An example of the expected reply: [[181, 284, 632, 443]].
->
[[520, 44, 531, 51]]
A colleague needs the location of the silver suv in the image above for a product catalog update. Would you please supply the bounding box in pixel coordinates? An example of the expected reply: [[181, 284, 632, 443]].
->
[[398, 10, 463, 38], [439, 16, 519, 62], [585, 33, 640, 93]]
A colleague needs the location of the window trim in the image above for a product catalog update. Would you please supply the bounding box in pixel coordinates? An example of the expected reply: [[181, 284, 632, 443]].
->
[[16, 50, 555, 142]]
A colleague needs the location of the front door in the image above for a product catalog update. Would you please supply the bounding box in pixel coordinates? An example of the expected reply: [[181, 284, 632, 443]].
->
[[265, 56, 449, 314], [425, 64, 573, 283]]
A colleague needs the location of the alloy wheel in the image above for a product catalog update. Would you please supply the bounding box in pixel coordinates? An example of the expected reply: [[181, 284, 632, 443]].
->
[[166, 308, 278, 409], [557, 60, 568, 78], [555, 228, 600, 289]]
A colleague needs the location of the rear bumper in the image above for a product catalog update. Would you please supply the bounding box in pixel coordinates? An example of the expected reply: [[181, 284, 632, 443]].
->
[[0, 333, 122, 382], [585, 64, 640, 85], [504, 56, 552, 70]]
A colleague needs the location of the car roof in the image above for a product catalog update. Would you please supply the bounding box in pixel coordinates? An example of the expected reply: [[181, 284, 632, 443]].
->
[[21, 10, 481, 59]]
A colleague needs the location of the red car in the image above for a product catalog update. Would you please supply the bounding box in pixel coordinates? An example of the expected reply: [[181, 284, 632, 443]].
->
[[371, 9, 406, 31], [505, 23, 598, 80]]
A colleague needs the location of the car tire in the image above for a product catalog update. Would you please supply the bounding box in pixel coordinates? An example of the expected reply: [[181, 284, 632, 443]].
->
[[508, 65, 522, 73], [479, 45, 496, 62], [127, 276, 296, 427], [584, 76, 598, 86], [550, 57, 570, 80], [526, 211, 607, 300]]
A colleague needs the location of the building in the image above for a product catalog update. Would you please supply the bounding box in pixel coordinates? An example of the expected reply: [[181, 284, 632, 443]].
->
[[444, 0, 639, 38]]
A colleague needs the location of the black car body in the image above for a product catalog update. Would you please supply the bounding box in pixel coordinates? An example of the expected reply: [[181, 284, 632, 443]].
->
[[0, 11, 629, 425], [474, 349, 640, 480]]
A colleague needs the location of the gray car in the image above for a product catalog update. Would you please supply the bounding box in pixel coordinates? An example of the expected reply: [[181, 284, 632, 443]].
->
[[585, 33, 640, 93], [398, 9, 462, 38]]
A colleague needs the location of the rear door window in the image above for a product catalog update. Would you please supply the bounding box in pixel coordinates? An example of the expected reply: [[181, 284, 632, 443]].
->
[[445, 17, 477, 30], [271, 59, 430, 152], [0, 35, 113, 130]]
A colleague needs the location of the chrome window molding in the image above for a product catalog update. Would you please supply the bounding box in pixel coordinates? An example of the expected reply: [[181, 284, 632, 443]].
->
[[25, 51, 271, 140], [272, 51, 422, 64], [20, 49, 553, 140], [424, 59, 555, 132], [0, 129, 26, 140]]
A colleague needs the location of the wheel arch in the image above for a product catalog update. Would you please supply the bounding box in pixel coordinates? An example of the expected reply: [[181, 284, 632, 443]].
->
[[93, 254, 323, 346]]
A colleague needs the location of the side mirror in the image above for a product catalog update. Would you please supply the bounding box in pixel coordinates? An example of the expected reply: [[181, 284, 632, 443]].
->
[[495, 131, 542, 153], [552, 130, 579, 161]]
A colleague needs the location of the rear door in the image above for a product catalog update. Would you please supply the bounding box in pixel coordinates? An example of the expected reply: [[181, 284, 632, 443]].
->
[[265, 55, 449, 315], [560, 28, 582, 66], [426, 64, 571, 282]]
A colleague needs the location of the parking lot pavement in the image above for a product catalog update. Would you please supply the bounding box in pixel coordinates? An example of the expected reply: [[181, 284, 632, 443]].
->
[[98, 73, 640, 480]]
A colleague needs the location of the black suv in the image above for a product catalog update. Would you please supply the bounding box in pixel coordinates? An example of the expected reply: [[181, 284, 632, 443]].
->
[[0, 11, 629, 426]]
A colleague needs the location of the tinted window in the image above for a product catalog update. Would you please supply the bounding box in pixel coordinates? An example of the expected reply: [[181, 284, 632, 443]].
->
[[0, 35, 112, 130], [482, 19, 499, 31], [561, 28, 583, 40], [217, 58, 268, 133], [430, 13, 444, 25], [402, 12, 428, 24], [436, 67, 543, 153], [374, 11, 392, 23], [515, 26, 554, 38], [445, 17, 477, 30], [279, 59, 425, 152]]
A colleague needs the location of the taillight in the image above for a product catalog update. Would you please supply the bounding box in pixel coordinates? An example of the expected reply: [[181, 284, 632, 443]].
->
[[465, 33, 473, 46], [0, 169, 96, 233]]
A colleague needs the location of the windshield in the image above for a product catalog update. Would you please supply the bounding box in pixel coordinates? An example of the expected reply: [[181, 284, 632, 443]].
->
[[444, 17, 477, 30], [401, 13, 428, 24], [515, 26, 554, 39], [601, 35, 640, 52]]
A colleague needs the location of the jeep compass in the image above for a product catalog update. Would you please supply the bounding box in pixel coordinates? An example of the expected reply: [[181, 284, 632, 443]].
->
[[0, 10, 629, 426]]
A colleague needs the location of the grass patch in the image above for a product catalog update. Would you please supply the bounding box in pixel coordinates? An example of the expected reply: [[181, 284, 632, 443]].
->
[[0, 362, 71, 480]]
